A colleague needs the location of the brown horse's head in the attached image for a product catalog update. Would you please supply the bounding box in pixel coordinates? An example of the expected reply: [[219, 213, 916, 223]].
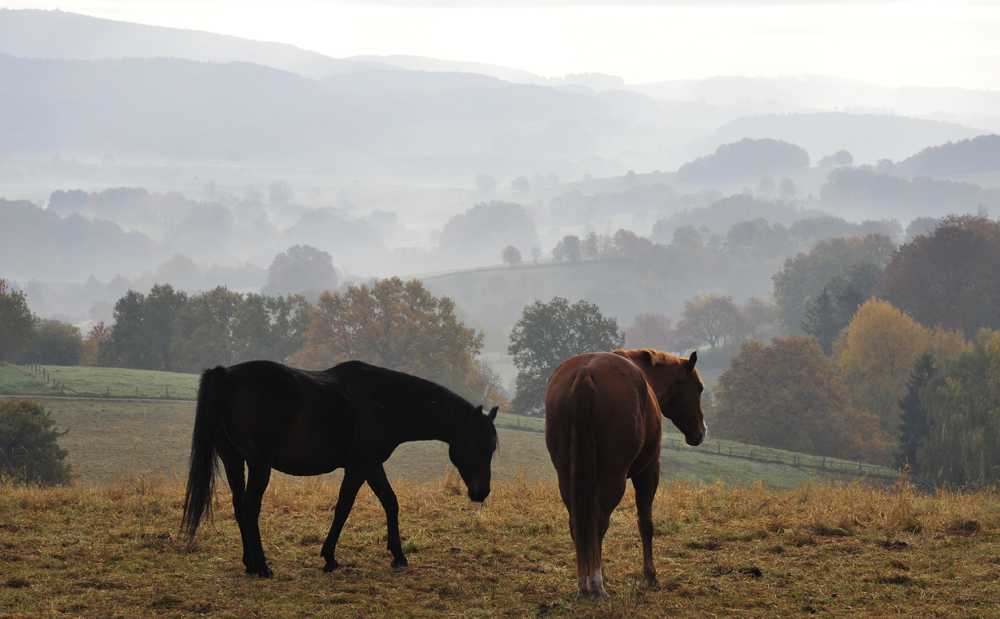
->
[[615, 348, 707, 446], [449, 405, 499, 502]]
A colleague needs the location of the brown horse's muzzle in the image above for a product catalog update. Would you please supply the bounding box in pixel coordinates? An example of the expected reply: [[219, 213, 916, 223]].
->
[[686, 421, 707, 446]]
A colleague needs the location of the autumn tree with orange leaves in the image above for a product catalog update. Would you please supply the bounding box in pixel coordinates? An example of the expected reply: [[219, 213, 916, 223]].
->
[[289, 277, 484, 394], [713, 335, 887, 463]]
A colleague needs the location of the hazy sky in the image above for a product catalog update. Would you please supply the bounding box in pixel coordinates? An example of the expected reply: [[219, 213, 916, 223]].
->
[[6, 1, 1000, 89]]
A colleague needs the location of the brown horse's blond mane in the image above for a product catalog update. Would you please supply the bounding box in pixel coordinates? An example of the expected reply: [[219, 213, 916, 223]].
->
[[613, 348, 685, 368]]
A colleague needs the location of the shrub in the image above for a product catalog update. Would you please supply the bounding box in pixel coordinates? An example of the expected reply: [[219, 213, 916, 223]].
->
[[0, 399, 71, 485]]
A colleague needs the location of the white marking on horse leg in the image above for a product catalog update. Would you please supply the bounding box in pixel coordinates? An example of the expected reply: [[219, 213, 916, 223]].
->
[[588, 566, 609, 600]]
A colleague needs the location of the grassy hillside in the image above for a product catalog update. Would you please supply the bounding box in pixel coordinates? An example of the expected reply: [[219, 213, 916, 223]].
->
[[0, 475, 995, 618], [0, 365, 199, 400], [37, 399, 893, 489]]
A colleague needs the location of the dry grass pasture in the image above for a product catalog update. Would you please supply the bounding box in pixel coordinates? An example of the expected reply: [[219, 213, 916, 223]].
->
[[1, 475, 998, 618]]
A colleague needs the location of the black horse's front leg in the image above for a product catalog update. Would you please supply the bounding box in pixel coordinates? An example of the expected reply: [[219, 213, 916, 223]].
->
[[366, 464, 408, 568], [321, 466, 370, 572]]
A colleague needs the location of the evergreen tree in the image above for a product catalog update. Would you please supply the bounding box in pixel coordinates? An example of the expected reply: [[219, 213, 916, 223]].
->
[[895, 353, 936, 472], [802, 287, 840, 354]]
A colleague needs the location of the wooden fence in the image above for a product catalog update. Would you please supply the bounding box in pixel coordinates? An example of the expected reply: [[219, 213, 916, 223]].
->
[[662, 437, 897, 479]]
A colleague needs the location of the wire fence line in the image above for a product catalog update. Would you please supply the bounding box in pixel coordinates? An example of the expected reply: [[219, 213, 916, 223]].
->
[[662, 437, 898, 479]]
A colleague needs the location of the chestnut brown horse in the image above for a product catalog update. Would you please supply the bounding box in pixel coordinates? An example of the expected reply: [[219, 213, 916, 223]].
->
[[545, 349, 705, 600], [182, 360, 498, 577]]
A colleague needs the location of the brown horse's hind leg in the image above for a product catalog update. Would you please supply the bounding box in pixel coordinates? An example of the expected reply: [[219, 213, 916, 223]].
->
[[585, 475, 627, 601], [242, 462, 274, 578], [321, 465, 370, 572], [366, 465, 408, 568], [631, 460, 661, 585]]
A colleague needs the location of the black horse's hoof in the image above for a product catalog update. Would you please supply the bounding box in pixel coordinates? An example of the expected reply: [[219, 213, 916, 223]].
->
[[391, 556, 409, 568], [250, 564, 273, 578], [323, 559, 340, 573]]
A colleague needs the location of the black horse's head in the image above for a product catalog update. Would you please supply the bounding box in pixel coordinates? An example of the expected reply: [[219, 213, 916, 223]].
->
[[449, 405, 499, 502]]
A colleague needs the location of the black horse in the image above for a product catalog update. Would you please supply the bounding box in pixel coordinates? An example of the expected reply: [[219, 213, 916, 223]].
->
[[182, 359, 499, 577]]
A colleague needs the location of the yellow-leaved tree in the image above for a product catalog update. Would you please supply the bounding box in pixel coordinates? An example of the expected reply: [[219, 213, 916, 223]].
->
[[834, 299, 930, 440]]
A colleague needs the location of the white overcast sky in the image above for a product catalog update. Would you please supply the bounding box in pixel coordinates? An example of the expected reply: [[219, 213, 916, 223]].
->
[[6, 1, 1000, 89]]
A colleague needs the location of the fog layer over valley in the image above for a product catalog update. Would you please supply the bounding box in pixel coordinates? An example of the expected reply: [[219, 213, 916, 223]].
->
[[3, 7, 1000, 355]]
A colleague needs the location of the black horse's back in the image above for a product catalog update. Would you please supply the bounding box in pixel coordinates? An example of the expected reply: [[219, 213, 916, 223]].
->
[[182, 365, 229, 538]]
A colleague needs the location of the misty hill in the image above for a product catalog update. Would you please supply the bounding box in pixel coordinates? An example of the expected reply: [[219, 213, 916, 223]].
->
[[633, 75, 1000, 123], [899, 135, 1000, 177], [649, 195, 828, 241], [0, 9, 551, 85], [343, 55, 546, 85], [0, 54, 609, 160], [710, 113, 984, 166], [678, 138, 810, 182], [0, 199, 157, 280], [322, 70, 506, 95], [820, 168, 1000, 219], [0, 8, 389, 79]]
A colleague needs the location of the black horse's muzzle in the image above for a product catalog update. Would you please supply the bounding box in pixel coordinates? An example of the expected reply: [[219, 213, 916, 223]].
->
[[468, 485, 490, 503]]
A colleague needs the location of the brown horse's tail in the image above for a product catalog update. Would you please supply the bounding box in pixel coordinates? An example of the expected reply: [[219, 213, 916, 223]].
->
[[182, 366, 228, 540], [569, 371, 601, 581]]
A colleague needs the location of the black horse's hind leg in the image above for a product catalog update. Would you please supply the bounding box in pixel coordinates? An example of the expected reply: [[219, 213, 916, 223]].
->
[[218, 450, 252, 572], [366, 464, 407, 568], [321, 465, 371, 572], [242, 461, 274, 578]]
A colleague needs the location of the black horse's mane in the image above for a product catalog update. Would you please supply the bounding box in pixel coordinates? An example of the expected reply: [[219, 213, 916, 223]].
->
[[328, 360, 498, 448]]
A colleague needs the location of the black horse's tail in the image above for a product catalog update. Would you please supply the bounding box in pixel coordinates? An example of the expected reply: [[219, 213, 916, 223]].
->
[[182, 366, 229, 540], [569, 370, 600, 581]]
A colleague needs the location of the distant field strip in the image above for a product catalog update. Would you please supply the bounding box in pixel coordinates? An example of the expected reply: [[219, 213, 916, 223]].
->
[[27, 398, 894, 489], [0, 365, 198, 399], [495, 411, 897, 483]]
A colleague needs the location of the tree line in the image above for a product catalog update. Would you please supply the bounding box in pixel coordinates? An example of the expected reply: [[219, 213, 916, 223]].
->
[[704, 215, 1000, 487], [0, 276, 506, 411]]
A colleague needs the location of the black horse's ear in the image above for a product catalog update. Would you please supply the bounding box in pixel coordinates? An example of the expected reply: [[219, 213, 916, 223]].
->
[[488, 406, 498, 421], [686, 350, 698, 371], [475, 405, 484, 415]]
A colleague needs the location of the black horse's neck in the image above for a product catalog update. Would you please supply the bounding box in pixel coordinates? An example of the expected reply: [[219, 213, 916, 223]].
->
[[397, 394, 471, 445], [337, 361, 474, 447]]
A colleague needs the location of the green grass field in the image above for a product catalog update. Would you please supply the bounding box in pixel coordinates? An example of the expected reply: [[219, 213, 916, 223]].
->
[[34, 398, 894, 490], [0, 365, 199, 399]]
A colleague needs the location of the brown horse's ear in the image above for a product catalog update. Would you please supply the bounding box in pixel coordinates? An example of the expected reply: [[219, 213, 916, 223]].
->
[[686, 350, 698, 372], [640, 349, 654, 366], [488, 406, 498, 421]]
